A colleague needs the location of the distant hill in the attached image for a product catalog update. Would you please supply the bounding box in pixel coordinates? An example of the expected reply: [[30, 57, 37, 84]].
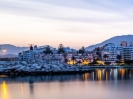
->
[[1, 54, 18, 58], [0, 44, 54, 55], [86, 35, 133, 51], [0, 35, 133, 55], [0, 44, 28, 55]]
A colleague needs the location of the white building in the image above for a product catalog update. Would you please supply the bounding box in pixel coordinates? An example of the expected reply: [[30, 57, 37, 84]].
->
[[101, 43, 123, 63], [121, 47, 133, 60], [101, 42, 133, 63], [18, 45, 56, 61], [18, 50, 34, 61]]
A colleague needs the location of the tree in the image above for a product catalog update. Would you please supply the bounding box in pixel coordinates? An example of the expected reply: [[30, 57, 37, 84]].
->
[[44, 45, 53, 54], [90, 59, 99, 65], [77, 60, 81, 64], [58, 44, 65, 54], [64, 58, 68, 63], [117, 55, 122, 61], [71, 55, 76, 62], [103, 54, 109, 61], [78, 46, 85, 54], [124, 60, 133, 65], [104, 62, 111, 65], [96, 48, 101, 60], [63, 52, 67, 63]]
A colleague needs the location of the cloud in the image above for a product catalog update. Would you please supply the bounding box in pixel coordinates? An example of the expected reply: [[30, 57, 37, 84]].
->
[[0, 0, 133, 48], [1, 0, 131, 26], [0, 0, 128, 20]]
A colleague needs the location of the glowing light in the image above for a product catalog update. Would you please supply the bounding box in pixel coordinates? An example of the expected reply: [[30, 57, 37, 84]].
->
[[3, 82, 7, 95], [120, 69, 125, 79], [104, 52, 109, 54], [21, 83, 24, 95], [119, 60, 125, 65], [1, 81, 9, 99], [97, 70, 102, 81], [97, 60, 105, 65], [2, 49, 6, 53], [106, 71, 108, 81], [83, 73, 89, 81], [67, 60, 76, 65], [82, 60, 89, 65]]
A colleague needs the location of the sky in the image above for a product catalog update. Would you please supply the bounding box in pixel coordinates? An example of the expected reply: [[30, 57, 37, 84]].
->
[[0, 0, 133, 49]]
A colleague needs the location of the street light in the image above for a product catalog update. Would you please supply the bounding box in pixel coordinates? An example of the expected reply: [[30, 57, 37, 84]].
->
[[0, 45, 6, 59], [2, 49, 6, 53]]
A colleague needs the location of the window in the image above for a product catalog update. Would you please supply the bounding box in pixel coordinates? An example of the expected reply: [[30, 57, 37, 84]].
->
[[104, 52, 109, 54]]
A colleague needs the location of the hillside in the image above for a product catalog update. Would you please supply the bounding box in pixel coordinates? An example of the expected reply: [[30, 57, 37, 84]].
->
[[0, 35, 133, 55], [0, 44, 28, 55], [86, 35, 133, 51]]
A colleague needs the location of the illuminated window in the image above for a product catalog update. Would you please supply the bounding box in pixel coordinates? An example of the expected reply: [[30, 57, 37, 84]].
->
[[104, 52, 109, 54]]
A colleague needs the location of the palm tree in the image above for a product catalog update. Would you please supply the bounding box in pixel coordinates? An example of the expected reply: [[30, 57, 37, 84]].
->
[[63, 53, 67, 63], [117, 55, 122, 61], [96, 52, 101, 60], [103, 54, 109, 61], [71, 55, 76, 64], [44, 45, 53, 54], [96, 48, 101, 60], [58, 44, 65, 54], [78, 46, 85, 55]]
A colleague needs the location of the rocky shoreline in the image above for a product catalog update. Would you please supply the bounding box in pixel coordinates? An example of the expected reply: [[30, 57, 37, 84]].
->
[[0, 61, 94, 75], [0, 61, 133, 75]]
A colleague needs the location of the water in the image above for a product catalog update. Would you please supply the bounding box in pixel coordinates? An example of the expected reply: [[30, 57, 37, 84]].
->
[[0, 69, 133, 99]]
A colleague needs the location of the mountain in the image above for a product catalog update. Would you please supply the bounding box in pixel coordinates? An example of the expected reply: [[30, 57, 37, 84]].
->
[[0, 44, 29, 55], [86, 35, 133, 51], [0, 35, 133, 55], [1, 54, 18, 58], [0, 44, 54, 55]]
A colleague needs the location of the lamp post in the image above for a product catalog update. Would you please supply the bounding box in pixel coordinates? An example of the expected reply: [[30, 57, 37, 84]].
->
[[0, 45, 6, 59]]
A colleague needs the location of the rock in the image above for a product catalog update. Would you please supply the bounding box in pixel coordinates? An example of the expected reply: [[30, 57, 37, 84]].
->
[[21, 61, 27, 65]]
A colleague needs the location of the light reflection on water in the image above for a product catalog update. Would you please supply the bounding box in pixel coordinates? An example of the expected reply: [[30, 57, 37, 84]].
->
[[0, 69, 133, 99], [1, 81, 9, 99]]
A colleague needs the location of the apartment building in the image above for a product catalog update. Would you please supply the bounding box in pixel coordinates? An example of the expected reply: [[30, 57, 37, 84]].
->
[[101, 43, 123, 63]]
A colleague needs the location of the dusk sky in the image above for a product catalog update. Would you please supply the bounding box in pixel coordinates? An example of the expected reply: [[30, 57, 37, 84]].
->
[[0, 0, 133, 48]]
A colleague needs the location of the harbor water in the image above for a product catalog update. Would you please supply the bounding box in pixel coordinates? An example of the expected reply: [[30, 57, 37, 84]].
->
[[0, 69, 133, 99]]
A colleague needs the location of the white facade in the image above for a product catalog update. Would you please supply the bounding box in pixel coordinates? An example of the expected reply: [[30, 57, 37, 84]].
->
[[101, 43, 133, 62], [121, 47, 133, 60], [101, 43, 122, 62], [18, 44, 93, 63], [18, 50, 34, 61], [88, 54, 93, 62], [18, 43, 133, 62], [18, 45, 55, 61]]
